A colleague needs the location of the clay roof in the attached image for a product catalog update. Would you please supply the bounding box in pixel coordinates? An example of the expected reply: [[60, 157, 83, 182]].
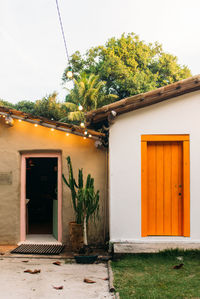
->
[[0, 106, 105, 140], [86, 75, 200, 126]]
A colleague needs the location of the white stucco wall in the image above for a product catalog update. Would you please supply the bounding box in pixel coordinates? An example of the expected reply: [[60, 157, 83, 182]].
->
[[109, 90, 200, 244]]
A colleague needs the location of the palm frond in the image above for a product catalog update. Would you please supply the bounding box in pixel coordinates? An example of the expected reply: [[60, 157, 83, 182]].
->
[[67, 111, 84, 121], [65, 73, 117, 113], [64, 102, 78, 111]]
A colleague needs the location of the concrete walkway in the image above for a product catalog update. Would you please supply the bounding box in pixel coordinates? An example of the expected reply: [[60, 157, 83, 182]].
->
[[0, 258, 114, 299]]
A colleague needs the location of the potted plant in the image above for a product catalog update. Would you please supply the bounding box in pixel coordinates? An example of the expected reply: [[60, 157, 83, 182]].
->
[[62, 156, 100, 262]]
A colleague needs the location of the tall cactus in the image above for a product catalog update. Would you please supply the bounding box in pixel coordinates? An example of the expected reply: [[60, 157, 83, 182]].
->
[[62, 156, 83, 224], [62, 156, 100, 245]]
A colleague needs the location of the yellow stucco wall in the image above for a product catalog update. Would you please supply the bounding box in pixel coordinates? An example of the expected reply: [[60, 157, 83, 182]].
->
[[0, 118, 108, 245]]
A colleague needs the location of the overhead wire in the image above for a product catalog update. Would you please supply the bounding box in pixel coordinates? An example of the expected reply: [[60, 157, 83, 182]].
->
[[55, 0, 70, 64]]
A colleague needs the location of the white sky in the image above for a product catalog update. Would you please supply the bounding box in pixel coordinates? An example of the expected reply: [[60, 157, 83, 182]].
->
[[0, 0, 200, 104]]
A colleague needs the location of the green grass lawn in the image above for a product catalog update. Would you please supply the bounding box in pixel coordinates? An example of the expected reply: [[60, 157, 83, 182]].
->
[[111, 250, 200, 298]]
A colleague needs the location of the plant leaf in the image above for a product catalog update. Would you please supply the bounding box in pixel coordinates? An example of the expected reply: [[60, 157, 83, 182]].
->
[[52, 285, 63, 290], [53, 261, 61, 266], [24, 269, 41, 274], [84, 278, 96, 283]]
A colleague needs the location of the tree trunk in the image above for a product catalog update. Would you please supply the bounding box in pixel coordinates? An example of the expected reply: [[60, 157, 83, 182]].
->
[[83, 215, 88, 246]]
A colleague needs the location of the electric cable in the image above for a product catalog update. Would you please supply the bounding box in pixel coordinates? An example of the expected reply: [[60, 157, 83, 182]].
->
[[55, 0, 70, 64]]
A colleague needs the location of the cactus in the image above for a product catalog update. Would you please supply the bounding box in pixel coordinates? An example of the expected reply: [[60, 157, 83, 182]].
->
[[62, 156, 100, 245]]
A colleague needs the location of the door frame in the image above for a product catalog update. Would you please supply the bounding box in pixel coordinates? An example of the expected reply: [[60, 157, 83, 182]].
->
[[141, 134, 190, 237], [20, 152, 62, 242]]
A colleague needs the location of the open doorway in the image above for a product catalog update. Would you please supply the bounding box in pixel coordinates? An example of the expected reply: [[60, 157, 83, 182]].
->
[[26, 157, 58, 237]]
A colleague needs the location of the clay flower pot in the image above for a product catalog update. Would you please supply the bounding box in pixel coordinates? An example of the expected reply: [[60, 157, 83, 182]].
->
[[74, 255, 98, 264], [69, 222, 83, 252]]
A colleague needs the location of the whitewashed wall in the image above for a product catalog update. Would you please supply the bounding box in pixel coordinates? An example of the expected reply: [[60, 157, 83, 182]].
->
[[109, 90, 200, 245]]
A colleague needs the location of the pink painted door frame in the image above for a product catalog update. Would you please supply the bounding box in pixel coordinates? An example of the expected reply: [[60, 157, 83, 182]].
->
[[20, 152, 62, 242]]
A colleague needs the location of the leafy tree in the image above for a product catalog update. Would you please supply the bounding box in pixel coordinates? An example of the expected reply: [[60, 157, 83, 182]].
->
[[61, 73, 118, 123], [0, 99, 35, 114], [63, 33, 191, 100], [0, 99, 15, 108], [34, 92, 66, 121], [0, 95, 69, 123], [14, 101, 35, 114]]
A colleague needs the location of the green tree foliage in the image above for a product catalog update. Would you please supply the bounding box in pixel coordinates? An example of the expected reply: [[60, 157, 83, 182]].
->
[[34, 92, 66, 121], [14, 101, 35, 114], [0, 94, 67, 121], [61, 73, 118, 123], [0, 98, 35, 114], [63, 33, 191, 100], [0, 99, 15, 108], [0, 95, 68, 122]]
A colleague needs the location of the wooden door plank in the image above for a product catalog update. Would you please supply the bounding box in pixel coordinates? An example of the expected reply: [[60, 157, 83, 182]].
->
[[178, 142, 183, 235], [141, 141, 148, 236], [147, 143, 156, 235], [156, 143, 164, 235], [183, 141, 190, 236], [171, 142, 179, 235], [163, 143, 172, 235]]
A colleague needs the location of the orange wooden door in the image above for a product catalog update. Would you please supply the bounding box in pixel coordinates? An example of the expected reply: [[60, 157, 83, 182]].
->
[[147, 141, 183, 236]]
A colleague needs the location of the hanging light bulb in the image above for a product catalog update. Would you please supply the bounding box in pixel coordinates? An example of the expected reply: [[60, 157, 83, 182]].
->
[[5, 116, 14, 126], [18, 119, 22, 122], [34, 124, 38, 127], [80, 122, 85, 128], [67, 71, 73, 79], [51, 128, 54, 131], [89, 134, 92, 138], [84, 130, 88, 135], [66, 67, 73, 79], [78, 104, 83, 111], [66, 133, 69, 136]]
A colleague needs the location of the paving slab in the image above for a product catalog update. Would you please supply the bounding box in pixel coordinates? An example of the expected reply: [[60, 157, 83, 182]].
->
[[114, 242, 200, 253], [0, 258, 114, 299]]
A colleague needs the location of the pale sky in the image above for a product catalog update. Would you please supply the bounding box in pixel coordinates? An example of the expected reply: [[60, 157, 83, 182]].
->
[[0, 0, 200, 103]]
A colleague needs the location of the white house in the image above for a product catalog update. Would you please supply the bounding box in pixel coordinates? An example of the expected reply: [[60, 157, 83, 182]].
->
[[86, 75, 200, 252]]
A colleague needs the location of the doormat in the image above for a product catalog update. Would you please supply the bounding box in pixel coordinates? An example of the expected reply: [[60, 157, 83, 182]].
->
[[11, 244, 65, 255]]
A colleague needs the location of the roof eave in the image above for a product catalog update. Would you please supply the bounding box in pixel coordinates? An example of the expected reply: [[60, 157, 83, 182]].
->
[[0, 107, 105, 140], [86, 75, 200, 126]]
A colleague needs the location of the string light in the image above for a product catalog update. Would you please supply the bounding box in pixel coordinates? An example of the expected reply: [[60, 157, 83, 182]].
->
[[1, 113, 96, 140], [66, 68, 73, 79], [5, 116, 14, 126], [78, 104, 83, 111]]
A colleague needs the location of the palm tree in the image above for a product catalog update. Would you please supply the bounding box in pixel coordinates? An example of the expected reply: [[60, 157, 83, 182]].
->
[[61, 73, 118, 123]]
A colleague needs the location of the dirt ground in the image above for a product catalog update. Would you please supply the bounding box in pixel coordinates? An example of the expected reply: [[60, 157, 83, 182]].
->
[[0, 245, 16, 254], [0, 258, 114, 299]]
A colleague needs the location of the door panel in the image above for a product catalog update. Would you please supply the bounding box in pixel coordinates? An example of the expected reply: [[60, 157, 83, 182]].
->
[[53, 199, 58, 239], [147, 141, 183, 236], [156, 143, 164, 235]]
